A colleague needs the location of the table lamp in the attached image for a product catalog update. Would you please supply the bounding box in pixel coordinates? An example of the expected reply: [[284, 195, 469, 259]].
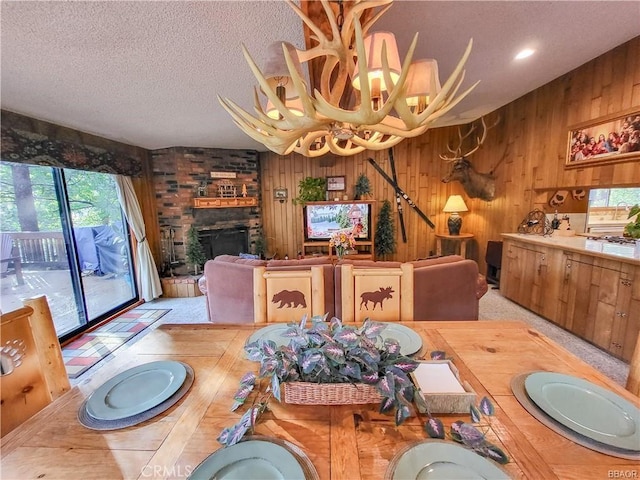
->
[[443, 195, 468, 235]]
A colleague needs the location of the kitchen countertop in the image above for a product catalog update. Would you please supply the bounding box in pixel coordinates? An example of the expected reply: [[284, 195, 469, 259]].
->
[[501, 233, 640, 265]]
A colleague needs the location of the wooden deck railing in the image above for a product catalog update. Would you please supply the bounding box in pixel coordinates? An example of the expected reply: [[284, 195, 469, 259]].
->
[[9, 232, 68, 269]]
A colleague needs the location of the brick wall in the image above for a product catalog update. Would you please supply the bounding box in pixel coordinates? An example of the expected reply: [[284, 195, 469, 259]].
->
[[151, 147, 261, 276]]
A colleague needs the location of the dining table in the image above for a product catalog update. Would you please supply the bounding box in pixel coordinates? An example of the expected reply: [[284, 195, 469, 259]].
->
[[1, 320, 639, 480]]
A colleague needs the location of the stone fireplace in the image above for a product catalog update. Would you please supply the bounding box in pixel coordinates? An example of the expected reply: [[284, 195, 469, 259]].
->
[[151, 147, 261, 276]]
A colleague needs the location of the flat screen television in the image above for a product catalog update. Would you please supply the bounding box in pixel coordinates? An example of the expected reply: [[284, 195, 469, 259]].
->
[[303, 202, 372, 242]]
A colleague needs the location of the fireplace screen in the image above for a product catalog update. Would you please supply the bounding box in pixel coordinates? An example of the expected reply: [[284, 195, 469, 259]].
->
[[198, 228, 248, 260]]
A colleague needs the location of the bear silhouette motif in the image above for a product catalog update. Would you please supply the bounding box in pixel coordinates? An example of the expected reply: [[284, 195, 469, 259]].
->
[[272, 290, 307, 309], [360, 286, 394, 311]]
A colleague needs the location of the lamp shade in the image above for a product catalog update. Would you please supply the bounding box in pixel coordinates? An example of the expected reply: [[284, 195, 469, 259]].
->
[[266, 96, 304, 119], [352, 31, 402, 92], [262, 42, 305, 99], [443, 195, 469, 213], [406, 59, 441, 107]]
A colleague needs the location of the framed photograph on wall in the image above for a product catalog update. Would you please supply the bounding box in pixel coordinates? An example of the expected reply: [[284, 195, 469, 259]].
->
[[565, 108, 640, 168], [326, 176, 346, 191]]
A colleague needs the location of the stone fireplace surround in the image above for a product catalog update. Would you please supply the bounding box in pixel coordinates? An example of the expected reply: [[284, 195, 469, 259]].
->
[[151, 147, 261, 277]]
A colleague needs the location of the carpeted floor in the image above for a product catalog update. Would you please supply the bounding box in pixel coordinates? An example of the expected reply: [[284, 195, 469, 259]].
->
[[62, 308, 170, 378]]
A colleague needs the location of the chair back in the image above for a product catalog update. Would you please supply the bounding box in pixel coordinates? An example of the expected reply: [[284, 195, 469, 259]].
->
[[1, 295, 70, 437], [1, 233, 14, 274], [340, 263, 414, 323], [253, 266, 325, 323], [626, 331, 640, 396]]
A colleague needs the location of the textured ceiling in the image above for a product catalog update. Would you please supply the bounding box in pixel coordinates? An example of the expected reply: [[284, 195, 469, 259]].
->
[[2, 1, 639, 151]]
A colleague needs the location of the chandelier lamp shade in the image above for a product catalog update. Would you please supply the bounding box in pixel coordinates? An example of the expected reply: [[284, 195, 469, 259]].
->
[[443, 194, 469, 236], [217, 0, 479, 157]]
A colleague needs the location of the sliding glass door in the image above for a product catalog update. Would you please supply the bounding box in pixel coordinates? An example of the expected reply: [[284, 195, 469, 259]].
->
[[0, 162, 137, 340]]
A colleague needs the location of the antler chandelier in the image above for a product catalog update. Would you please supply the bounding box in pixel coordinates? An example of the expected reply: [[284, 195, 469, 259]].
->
[[218, 0, 478, 157]]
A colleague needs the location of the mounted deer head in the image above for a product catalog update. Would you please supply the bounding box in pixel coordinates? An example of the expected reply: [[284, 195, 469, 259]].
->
[[441, 116, 499, 201]]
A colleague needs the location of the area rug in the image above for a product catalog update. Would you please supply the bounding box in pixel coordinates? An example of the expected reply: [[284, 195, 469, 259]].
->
[[62, 308, 170, 379]]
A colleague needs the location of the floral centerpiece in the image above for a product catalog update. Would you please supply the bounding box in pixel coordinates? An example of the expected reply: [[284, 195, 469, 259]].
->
[[217, 316, 509, 466], [218, 316, 420, 446], [329, 230, 356, 258]]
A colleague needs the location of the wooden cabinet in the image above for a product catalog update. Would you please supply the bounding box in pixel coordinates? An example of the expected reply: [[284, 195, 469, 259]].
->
[[500, 239, 564, 320], [503, 237, 640, 362], [562, 255, 639, 361]]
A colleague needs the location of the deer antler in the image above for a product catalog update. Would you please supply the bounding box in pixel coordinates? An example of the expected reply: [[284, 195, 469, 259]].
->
[[439, 116, 500, 161]]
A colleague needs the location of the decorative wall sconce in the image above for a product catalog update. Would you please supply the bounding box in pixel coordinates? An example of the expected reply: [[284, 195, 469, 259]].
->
[[274, 187, 288, 203]]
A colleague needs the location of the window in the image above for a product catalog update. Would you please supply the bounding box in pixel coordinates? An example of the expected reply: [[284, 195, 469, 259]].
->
[[0, 162, 137, 340]]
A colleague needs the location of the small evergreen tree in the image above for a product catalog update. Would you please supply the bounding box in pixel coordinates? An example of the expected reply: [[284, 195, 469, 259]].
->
[[185, 226, 206, 275], [375, 200, 395, 258]]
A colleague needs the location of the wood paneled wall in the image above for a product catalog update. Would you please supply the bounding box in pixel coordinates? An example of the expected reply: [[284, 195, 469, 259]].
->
[[259, 37, 640, 272]]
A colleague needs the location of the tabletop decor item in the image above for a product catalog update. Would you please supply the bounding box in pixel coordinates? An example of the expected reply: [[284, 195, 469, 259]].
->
[[218, 315, 420, 447], [411, 360, 477, 414], [423, 395, 509, 465], [329, 230, 356, 259], [384, 439, 511, 479], [511, 372, 640, 460], [78, 361, 194, 431]]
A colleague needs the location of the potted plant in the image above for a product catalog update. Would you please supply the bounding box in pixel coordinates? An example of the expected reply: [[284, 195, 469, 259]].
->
[[218, 316, 420, 446], [624, 204, 640, 239], [217, 316, 509, 466], [292, 177, 327, 205], [354, 173, 372, 200]]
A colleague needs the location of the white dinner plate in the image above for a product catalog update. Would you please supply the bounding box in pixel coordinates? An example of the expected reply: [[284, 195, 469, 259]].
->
[[379, 323, 423, 356], [525, 372, 640, 451], [246, 324, 292, 348], [86, 360, 187, 421], [388, 440, 510, 480], [189, 439, 305, 480]]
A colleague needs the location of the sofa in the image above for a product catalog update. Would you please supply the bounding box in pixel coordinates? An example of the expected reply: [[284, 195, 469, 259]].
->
[[198, 254, 487, 324], [198, 255, 335, 323]]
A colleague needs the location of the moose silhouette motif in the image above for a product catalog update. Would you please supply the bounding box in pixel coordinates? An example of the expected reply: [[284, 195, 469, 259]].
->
[[360, 286, 394, 311], [272, 290, 307, 309]]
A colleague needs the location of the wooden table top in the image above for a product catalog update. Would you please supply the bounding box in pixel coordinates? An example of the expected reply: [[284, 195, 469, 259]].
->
[[2, 321, 639, 480]]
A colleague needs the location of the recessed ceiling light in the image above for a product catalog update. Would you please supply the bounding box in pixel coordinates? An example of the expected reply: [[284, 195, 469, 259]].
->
[[515, 49, 535, 60]]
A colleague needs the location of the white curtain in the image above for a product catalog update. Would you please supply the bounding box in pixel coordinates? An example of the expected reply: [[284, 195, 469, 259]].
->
[[115, 175, 162, 302]]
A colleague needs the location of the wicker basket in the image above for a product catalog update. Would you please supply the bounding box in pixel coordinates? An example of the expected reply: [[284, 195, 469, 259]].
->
[[283, 381, 382, 405]]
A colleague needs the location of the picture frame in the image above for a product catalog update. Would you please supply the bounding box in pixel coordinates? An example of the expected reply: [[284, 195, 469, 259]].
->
[[565, 108, 640, 168], [273, 187, 288, 200], [326, 176, 346, 191]]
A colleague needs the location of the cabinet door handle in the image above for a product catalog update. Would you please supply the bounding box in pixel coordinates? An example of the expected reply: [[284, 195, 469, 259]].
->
[[616, 312, 627, 317], [621, 280, 632, 287]]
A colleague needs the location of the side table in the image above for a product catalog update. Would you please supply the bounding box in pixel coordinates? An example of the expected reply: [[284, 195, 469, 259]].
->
[[435, 233, 474, 258]]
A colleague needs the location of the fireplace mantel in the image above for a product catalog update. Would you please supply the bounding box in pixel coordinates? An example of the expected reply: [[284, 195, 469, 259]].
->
[[193, 197, 257, 208]]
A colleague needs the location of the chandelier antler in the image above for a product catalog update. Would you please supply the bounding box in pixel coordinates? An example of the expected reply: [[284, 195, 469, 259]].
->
[[218, 0, 479, 157]]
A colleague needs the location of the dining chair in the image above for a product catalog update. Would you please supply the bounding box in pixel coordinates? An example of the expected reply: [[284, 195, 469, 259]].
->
[[1, 295, 70, 437], [626, 331, 640, 396], [340, 263, 414, 323], [253, 265, 325, 323]]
